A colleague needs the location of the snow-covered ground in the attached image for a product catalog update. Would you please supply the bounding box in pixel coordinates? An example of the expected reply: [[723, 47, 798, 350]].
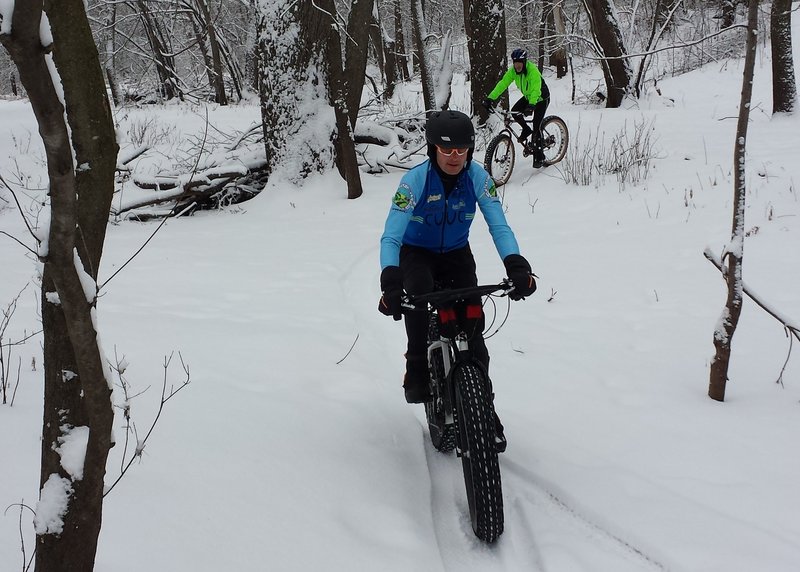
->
[[1, 18, 799, 572]]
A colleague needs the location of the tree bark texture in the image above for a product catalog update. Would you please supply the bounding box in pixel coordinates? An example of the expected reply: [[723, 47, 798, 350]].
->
[[465, 0, 507, 123], [2, 0, 118, 569], [582, 0, 632, 107], [708, 0, 759, 402], [770, 0, 796, 114]]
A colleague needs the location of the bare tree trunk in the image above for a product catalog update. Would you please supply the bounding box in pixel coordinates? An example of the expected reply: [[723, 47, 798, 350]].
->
[[106, 67, 121, 107], [394, 0, 410, 81], [369, 14, 386, 88], [708, 0, 759, 402], [195, 0, 228, 105], [343, 0, 375, 127], [582, 0, 632, 107], [633, 0, 683, 97], [551, 0, 568, 78], [135, 0, 183, 101], [519, 0, 530, 43], [2, 0, 118, 569], [538, 0, 551, 70], [465, 0, 507, 123], [411, 0, 435, 112], [103, 2, 120, 105], [382, 20, 399, 99], [770, 0, 796, 114], [320, 0, 363, 199]]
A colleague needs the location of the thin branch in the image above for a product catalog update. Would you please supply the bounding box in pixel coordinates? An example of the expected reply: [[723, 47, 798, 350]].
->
[[0, 232, 38, 257], [104, 352, 190, 497], [336, 334, 359, 364], [0, 175, 38, 243], [703, 248, 800, 344]]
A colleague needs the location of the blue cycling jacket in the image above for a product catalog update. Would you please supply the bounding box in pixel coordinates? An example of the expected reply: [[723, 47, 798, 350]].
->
[[379, 160, 520, 269]]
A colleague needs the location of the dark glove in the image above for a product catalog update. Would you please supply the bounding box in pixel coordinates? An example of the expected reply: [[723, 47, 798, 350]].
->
[[483, 98, 496, 111], [524, 103, 536, 115], [378, 266, 404, 320], [503, 254, 537, 300]]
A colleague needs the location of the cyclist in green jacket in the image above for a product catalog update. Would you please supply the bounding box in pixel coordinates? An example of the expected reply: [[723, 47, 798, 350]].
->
[[483, 48, 550, 167]]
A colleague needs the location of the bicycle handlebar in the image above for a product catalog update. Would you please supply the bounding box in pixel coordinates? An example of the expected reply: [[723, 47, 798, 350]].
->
[[402, 281, 513, 309]]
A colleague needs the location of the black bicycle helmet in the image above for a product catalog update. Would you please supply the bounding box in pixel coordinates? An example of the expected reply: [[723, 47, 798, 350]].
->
[[425, 110, 475, 149], [511, 48, 528, 62]]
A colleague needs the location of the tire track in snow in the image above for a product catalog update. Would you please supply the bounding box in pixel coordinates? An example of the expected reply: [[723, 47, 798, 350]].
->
[[502, 458, 668, 571], [419, 418, 668, 572]]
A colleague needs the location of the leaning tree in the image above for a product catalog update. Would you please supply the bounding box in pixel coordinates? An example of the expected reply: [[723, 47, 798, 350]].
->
[[1, 0, 119, 569]]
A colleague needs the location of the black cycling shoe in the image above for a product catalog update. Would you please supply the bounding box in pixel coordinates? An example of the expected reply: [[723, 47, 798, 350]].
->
[[403, 355, 432, 404], [404, 382, 432, 404], [493, 411, 507, 453]]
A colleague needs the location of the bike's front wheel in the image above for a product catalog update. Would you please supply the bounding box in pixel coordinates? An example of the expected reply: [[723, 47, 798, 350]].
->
[[454, 363, 503, 542], [541, 115, 569, 167], [483, 133, 515, 187]]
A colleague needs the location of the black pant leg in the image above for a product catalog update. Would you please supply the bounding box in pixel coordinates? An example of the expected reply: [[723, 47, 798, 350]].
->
[[531, 96, 550, 146], [399, 246, 435, 357], [436, 246, 490, 373], [510, 96, 532, 139]]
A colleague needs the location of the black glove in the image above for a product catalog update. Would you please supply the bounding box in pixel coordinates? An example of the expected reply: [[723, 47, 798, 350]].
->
[[378, 266, 404, 320], [503, 254, 537, 300], [483, 98, 496, 111], [524, 103, 536, 115]]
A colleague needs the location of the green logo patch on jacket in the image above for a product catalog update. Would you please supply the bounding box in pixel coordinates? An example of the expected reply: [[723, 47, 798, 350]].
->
[[393, 185, 413, 210]]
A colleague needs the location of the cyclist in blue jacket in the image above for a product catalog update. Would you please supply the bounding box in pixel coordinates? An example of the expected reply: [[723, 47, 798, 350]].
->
[[377, 110, 536, 448]]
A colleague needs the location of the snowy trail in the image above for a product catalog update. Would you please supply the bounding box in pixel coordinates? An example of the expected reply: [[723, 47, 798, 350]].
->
[[500, 458, 669, 571], [418, 416, 669, 572]]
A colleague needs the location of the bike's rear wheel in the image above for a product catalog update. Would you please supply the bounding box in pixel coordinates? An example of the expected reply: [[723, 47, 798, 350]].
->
[[483, 133, 515, 187], [454, 363, 503, 542], [541, 116, 569, 166]]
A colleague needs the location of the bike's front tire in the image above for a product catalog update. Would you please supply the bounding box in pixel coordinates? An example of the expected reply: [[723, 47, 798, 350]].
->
[[454, 363, 504, 542], [483, 133, 515, 187]]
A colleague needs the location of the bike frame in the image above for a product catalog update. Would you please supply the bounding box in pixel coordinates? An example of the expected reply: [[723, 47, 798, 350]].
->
[[487, 108, 538, 144]]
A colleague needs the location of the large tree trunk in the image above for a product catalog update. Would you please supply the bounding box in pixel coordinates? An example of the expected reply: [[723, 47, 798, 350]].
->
[[770, 0, 796, 114], [708, 0, 759, 402], [2, 0, 118, 569], [257, 0, 361, 196], [582, 0, 632, 108], [464, 0, 507, 123]]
